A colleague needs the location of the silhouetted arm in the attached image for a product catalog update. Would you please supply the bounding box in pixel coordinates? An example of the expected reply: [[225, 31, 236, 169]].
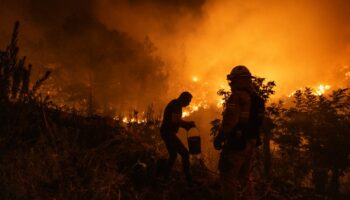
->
[[171, 113, 195, 130], [221, 91, 251, 135]]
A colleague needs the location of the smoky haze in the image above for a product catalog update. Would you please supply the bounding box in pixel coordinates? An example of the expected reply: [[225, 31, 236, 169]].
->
[[1, 0, 350, 115], [98, 0, 350, 99], [0, 0, 192, 114]]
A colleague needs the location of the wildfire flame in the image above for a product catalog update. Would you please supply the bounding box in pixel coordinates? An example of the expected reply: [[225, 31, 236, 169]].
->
[[118, 116, 147, 124], [182, 101, 209, 118], [182, 111, 190, 118], [288, 84, 331, 97], [345, 71, 350, 79], [315, 84, 331, 96], [115, 82, 333, 123], [217, 98, 225, 108]]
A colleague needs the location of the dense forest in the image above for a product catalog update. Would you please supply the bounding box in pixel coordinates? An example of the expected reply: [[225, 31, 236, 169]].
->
[[1, 23, 349, 200]]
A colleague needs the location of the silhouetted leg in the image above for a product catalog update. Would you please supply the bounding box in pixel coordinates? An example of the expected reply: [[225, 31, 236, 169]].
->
[[221, 150, 245, 200], [163, 136, 178, 179], [172, 136, 191, 182], [240, 139, 257, 200]]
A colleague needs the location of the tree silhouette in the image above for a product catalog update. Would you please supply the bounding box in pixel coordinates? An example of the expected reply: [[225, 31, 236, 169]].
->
[[0, 22, 51, 103]]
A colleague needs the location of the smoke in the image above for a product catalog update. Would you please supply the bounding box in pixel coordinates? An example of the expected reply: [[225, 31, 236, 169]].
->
[[178, 0, 350, 96], [1, 0, 350, 115], [96, 0, 350, 101], [0, 0, 186, 113]]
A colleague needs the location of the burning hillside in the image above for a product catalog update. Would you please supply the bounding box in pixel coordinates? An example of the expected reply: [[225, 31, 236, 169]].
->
[[1, 1, 350, 199], [1, 0, 350, 115]]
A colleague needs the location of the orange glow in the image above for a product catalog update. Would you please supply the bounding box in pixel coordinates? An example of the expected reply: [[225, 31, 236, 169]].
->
[[315, 84, 331, 96], [182, 111, 190, 118], [217, 98, 225, 108], [96, 0, 350, 106], [122, 117, 128, 123], [4, 0, 349, 114], [182, 97, 210, 118], [288, 84, 332, 98], [345, 71, 350, 79]]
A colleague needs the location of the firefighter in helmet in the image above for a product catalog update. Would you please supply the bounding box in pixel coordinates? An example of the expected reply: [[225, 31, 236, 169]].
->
[[215, 65, 265, 199]]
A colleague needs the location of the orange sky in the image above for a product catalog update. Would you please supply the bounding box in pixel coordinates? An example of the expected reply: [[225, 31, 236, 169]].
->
[[1, 0, 350, 111], [97, 0, 350, 100]]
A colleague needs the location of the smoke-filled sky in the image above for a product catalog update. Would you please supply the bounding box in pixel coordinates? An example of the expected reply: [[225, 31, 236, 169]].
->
[[1, 0, 350, 113]]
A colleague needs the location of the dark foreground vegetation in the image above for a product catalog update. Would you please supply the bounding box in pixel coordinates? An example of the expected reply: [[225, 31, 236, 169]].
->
[[1, 23, 349, 199]]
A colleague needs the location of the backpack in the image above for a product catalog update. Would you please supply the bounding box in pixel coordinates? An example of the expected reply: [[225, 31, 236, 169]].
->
[[218, 92, 265, 151], [247, 92, 265, 140]]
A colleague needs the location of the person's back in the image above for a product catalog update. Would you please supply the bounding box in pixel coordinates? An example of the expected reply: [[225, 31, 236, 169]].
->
[[160, 99, 182, 136], [224, 90, 264, 150], [223, 90, 251, 151], [246, 92, 265, 141]]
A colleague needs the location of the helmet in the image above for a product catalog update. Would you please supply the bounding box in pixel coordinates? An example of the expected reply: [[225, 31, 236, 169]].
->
[[227, 65, 252, 80]]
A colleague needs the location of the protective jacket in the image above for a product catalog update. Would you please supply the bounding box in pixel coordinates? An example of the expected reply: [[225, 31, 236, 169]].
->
[[222, 91, 265, 151]]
